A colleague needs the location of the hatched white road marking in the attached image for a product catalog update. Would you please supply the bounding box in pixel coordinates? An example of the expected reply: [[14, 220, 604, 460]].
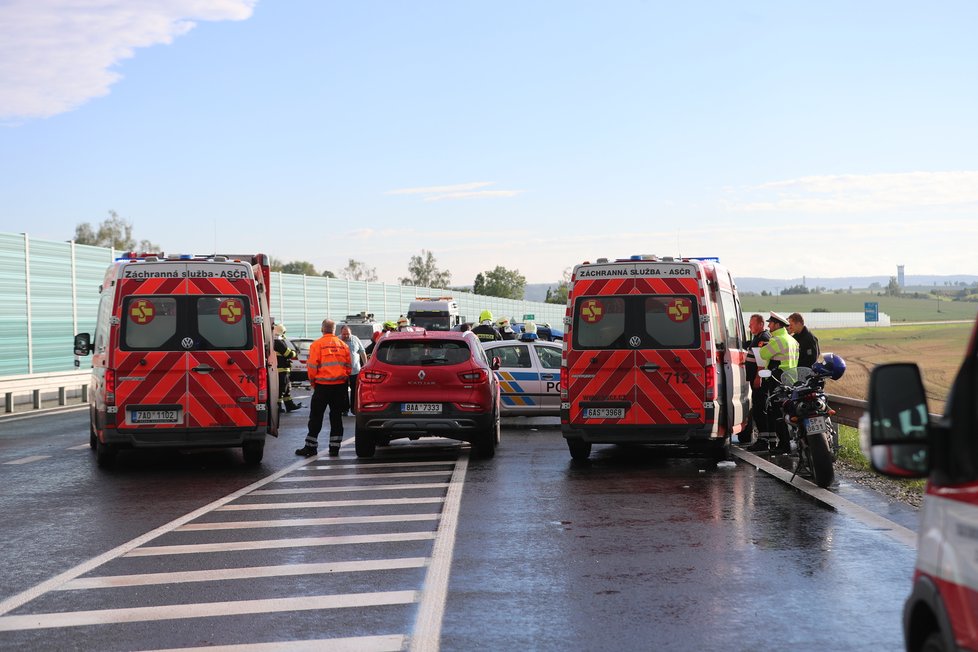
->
[[278, 470, 452, 482], [67, 443, 90, 450], [3, 455, 50, 465], [0, 591, 418, 631], [59, 558, 428, 590], [125, 531, 437, 557], [301, 461, 455, 470], [140, 633, 406, 652], [251, 482, 448, 496], [218, 497, 444, 511], [178, 513, 440, 531]]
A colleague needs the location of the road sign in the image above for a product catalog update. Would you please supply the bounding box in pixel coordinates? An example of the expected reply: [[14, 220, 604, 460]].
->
[[523, 314, 535, 321], [864, 302, 879, 322]]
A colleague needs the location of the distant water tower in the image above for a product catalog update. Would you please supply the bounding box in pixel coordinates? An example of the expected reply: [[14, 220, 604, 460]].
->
[[897, 265, 905, 288]]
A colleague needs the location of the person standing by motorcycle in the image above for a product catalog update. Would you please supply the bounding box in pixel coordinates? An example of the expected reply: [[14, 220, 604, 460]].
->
[[742, 314, 772, 449], [754, 312, 799, 454], [788, 312, 820, 369], [273, 323, 302, 413]]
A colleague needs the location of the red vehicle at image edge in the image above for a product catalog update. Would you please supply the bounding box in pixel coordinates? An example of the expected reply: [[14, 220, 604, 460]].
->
[[864, 315, 978, 652], [73, 253, 279, 468], [560, 254, 750, 461]]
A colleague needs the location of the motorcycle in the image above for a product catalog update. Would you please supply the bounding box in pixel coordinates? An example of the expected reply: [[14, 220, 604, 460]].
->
[[762, 353, 847, 489]]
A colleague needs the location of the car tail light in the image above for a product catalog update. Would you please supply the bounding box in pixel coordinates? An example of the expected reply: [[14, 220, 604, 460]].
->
[[105, 369, 115, 404], [361, 370, 389, 384], [457, 402, 486, 411], [458, 369, 488, 383]]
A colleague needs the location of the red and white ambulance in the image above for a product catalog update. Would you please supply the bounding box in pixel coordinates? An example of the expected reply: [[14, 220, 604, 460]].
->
[[560, 254, 750, 461], [74, 253, 278, 467], [863, 316, 978, 651]]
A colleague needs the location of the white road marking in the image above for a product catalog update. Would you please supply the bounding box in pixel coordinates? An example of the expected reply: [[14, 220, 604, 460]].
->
[[251, 482, 448, 496], [144, 634, 405, 652], [277, 470, 452, 482], [0, 591, 418, 631], [140, 634, 406, 652], [300, 461, 455, 470], [178, 513, 440, 531], [67, 443, 90, 450], [59, 558, 428, 590], [3, 455, 50, 465], [0, 454, 322, 616], [125, 531, 437, 557], [411, 454, 468, 652], [217, 497, 444, 511]]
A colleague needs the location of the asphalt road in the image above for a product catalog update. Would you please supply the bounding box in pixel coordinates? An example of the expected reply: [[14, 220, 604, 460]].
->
[[0, 404, 916, 651]]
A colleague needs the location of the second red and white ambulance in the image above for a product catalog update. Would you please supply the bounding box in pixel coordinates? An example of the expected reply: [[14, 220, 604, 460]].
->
[[560, 254, 750, 461]]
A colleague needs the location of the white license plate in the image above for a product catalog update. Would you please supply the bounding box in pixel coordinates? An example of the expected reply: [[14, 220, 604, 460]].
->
[[805, 416, 829, 434], [402, 403, 441, 414], [583, 407, 625, 419], [130, 409, 181, 424]]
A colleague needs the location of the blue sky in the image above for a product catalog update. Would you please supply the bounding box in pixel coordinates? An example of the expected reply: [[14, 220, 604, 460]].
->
[[2, 1, 978, 286]]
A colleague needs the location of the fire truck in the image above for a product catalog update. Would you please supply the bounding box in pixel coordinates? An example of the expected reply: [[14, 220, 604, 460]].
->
[[73, 252, 278, 467], [560, 254, 750, 461], [407, 297, 465, 331]]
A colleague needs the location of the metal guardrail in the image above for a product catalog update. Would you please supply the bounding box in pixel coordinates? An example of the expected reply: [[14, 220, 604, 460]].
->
[[0, 370, 89, 414], [826, 394, 867, 429]]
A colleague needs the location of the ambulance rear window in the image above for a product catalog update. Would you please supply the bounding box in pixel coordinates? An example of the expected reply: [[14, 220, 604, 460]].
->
[[572, 295, 700, 350], [120, 295, 252, 351]]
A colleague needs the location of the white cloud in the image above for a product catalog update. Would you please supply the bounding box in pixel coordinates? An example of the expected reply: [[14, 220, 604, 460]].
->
[[0, 0, 257, 121], [727, 171, 978, 213], [386, 181, 522, 202]]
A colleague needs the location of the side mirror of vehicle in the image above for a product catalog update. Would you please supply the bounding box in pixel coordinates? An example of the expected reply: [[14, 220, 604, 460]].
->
[[490, 357, 501, 371], [74, 332, 92, 356], [861, 362, 931, 478]]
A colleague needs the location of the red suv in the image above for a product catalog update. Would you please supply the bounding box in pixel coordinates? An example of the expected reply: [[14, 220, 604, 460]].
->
[[355, 330, 501, 458]]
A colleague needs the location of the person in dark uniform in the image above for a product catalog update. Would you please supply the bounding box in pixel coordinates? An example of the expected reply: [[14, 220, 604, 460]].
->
[[788, 312, 820, 368], [742, 314, 771, 449], [472, 310, 502, 342], [273, 323, 302, 412]]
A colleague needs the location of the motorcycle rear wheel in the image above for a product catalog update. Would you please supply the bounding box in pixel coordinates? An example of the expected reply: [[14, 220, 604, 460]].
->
[[806, 432, 835, 488]]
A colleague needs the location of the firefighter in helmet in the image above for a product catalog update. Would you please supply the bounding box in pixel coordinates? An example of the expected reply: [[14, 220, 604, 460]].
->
[[472, 309, 502, 342], [273, 323, 302, 412]]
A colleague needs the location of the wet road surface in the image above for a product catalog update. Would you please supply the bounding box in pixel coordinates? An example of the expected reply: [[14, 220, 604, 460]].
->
[[0, 406, 915, 650]]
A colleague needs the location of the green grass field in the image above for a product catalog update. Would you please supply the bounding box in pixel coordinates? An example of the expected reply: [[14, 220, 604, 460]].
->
[[741, 292, 978, 322]]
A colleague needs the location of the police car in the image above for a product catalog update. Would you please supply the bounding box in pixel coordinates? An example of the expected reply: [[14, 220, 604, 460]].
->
[[483, 337, 562, 416]]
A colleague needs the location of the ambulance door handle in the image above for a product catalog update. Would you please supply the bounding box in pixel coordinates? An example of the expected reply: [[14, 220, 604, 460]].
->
[[192, 365, 214, 373], [640, 363, 661, 372]]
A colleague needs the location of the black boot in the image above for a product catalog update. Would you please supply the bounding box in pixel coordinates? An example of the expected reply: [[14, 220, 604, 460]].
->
[[294, 446, 318, 457], [285, 400, 303, 412]]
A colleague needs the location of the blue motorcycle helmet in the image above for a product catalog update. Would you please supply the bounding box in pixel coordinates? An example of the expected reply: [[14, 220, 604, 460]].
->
[[812, 352, 846, 380]]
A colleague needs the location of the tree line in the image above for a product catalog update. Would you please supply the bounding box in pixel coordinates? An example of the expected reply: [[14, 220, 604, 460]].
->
[[72, 212, 569, 301]]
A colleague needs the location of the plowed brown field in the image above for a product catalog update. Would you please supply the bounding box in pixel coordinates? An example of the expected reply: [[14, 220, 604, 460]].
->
[[813, 322, 972, 414]]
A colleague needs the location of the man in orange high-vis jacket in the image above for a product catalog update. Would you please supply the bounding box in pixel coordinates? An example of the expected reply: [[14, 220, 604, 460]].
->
[[296, 319, 352, 457]]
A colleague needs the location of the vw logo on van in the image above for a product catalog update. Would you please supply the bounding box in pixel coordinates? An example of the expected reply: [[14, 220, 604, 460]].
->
[[629, 336, 642, 348], [181, 337, 194, 350]]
